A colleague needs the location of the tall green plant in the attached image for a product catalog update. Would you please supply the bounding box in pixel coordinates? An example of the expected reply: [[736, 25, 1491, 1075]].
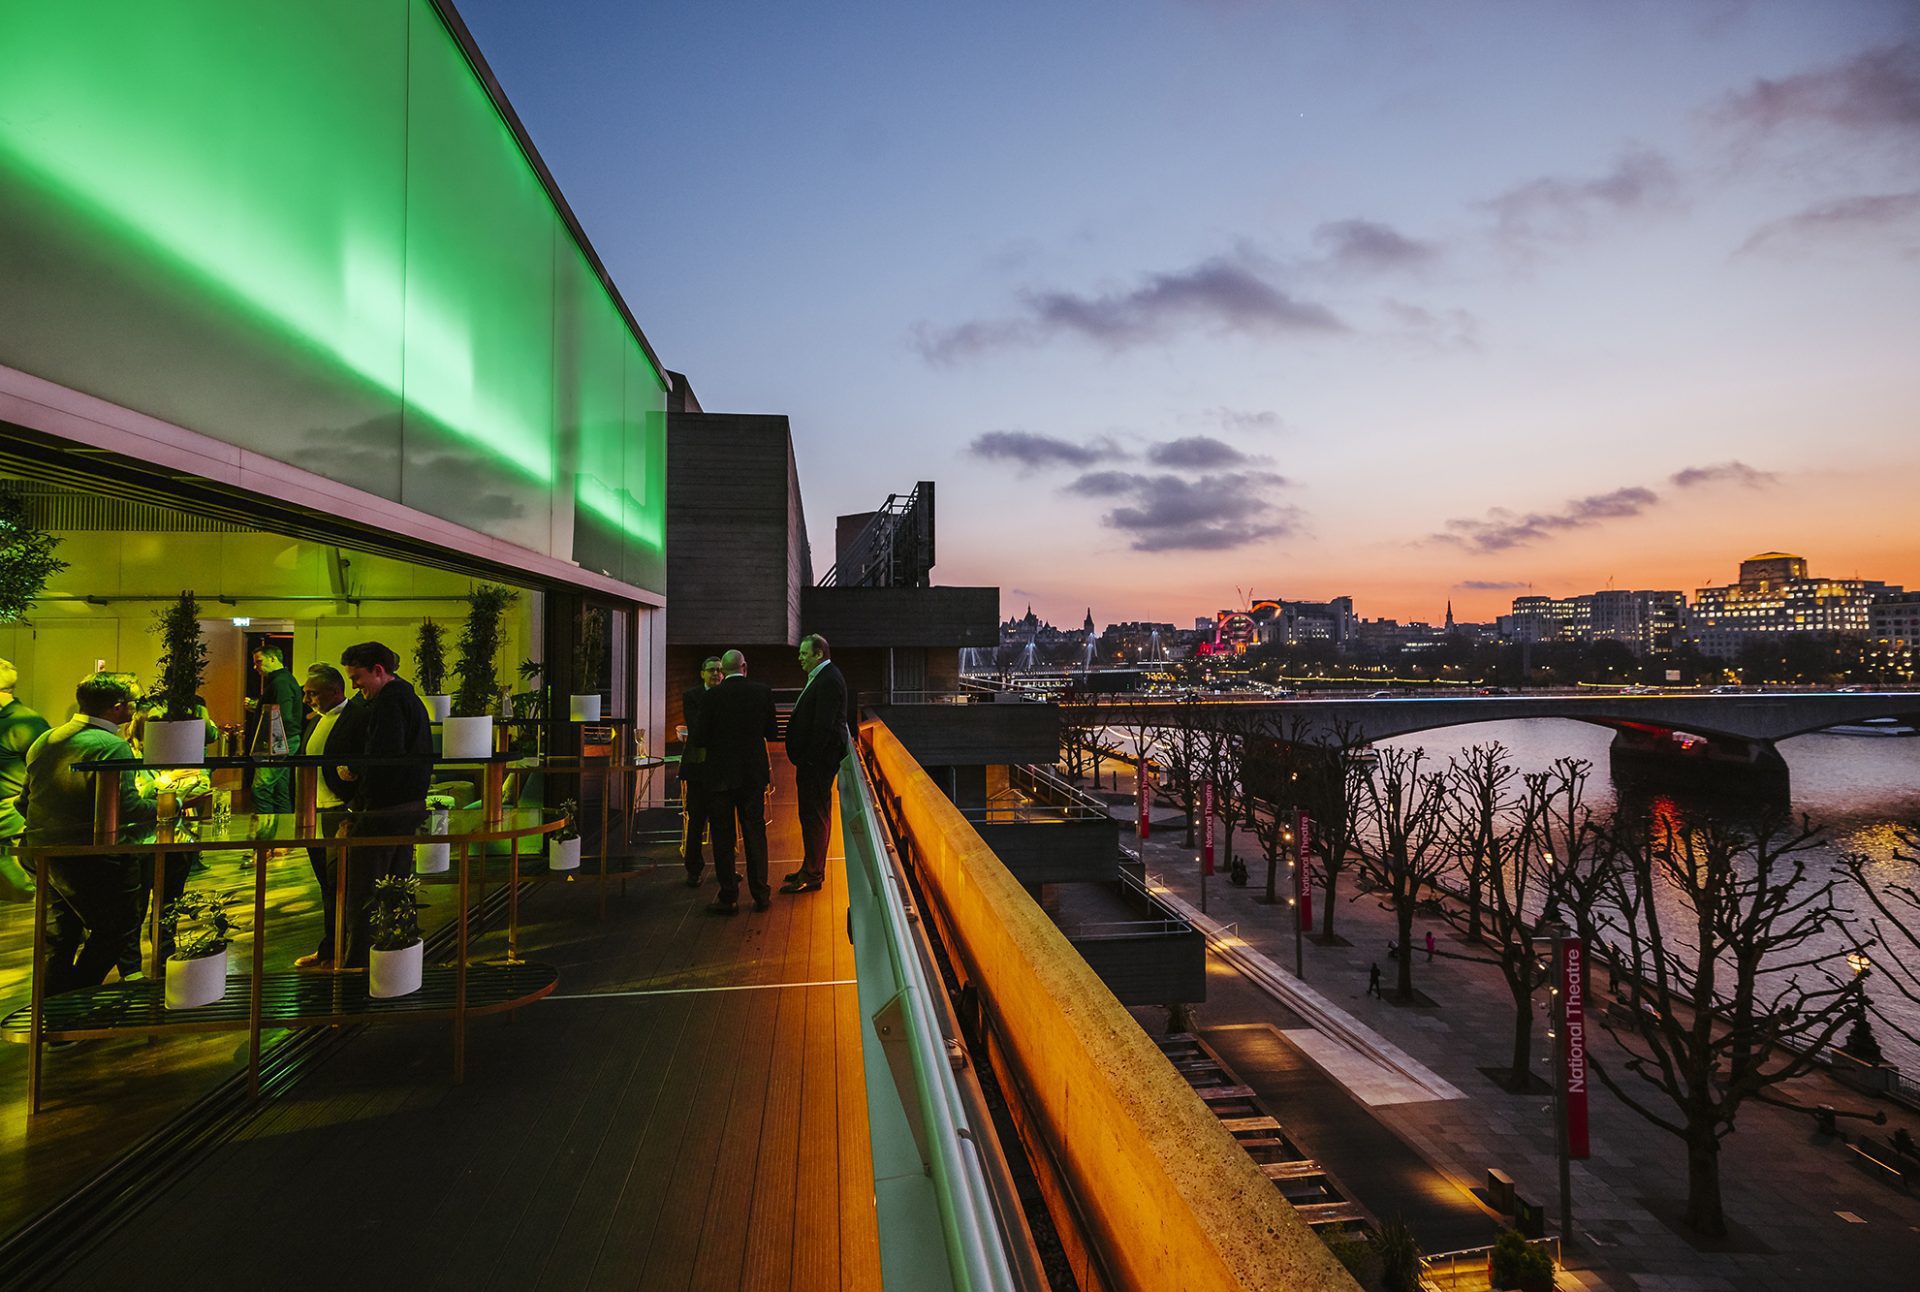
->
[[572, 606, 607, 692], [152, 591, 208, 721], [414, 619, 447, 695], [452, 584, 518, 718], [0, 488, 68, 623]]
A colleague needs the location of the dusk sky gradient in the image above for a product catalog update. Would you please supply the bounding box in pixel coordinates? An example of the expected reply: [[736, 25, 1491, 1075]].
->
[[456, 0, 1920, 627]]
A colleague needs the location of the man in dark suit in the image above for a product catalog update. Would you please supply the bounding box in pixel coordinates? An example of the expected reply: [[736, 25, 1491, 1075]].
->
[[782, 633, 848, 894], [679, 655, 723, 888], [293, 663, 367, 969], [688, 649, 776, 914]]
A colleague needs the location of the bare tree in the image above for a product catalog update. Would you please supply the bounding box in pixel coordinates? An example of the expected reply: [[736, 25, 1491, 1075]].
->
[[1200, 706, 1260, 880], [1150, 696, 1211, 849], [1841, 820, 1920, 1047], [1441, 742, 1513, 945], [1296, 718, 1370, 942], [1584, 810, 1865, 1237], [1431, 743, 1553, 1089], [1352, 746, 1450, 999]]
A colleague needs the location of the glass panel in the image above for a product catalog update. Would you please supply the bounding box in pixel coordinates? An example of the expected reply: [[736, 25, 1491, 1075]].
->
[[0, 0, 409, 498]]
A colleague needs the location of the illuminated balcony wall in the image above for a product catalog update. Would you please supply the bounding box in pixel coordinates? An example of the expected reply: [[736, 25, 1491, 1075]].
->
[[0, 0, 665, 591]]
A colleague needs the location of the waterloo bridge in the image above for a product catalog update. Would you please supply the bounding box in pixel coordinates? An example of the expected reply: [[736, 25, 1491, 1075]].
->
[[1062, 690, 1920, 794]]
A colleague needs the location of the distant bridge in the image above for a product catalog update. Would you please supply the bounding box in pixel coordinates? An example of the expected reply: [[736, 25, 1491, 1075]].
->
[[1072, 691, 1920, 793]]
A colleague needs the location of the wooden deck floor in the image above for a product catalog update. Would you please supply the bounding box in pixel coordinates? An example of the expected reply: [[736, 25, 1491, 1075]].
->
[[44, 767, 881, 1291]]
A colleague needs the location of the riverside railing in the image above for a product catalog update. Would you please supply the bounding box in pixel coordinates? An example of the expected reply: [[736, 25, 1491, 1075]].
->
[[840, 746, 1027, 1292]]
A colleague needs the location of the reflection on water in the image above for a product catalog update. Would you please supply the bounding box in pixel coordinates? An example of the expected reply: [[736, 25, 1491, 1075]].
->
[[1377, 719, 1920, 1069]]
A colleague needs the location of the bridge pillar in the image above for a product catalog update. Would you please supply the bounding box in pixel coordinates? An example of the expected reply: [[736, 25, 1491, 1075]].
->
[[1607, 726, 1789, 796]]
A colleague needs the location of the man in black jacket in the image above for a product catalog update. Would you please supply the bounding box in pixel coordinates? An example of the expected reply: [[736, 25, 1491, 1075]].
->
[[336, 641, 432, 966], [782, 633, 848, 894], [688, 650, 776, 913], [679, 655, 723, 888]]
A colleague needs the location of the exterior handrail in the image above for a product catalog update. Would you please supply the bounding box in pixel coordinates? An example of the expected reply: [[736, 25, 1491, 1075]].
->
[[841, 751, 1022, 1292]]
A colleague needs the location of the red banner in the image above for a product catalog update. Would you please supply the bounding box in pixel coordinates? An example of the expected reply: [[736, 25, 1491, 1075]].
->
[[1137, 756, 1151, 842], [1200, 781, 1215, 876], [1560, 936, 1590, 1159], [1295, 810, 1313, 931]]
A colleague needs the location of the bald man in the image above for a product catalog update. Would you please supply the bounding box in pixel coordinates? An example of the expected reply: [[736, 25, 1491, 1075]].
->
[[686, 649, 777, 913]]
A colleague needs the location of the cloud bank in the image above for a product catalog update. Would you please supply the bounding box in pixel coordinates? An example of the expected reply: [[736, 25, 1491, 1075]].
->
[[1435, 461, 1776, 553], [915, 255, 1345, 362]]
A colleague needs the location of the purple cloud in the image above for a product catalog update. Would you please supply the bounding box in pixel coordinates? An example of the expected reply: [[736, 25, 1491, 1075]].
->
[[1715, 41, 1920, 139], [1437, 486, 1660, 553], [1146, 435, 1254, 469], [913, 255, 1346, 361], [1312, 218, 1440, 273], [1669, 460, 1779, 489], [1067, 469, 1299, 552], [1482, 147, 1683, 245], [1736, 190, 1920, 258], [967, 430, 1126, 472]]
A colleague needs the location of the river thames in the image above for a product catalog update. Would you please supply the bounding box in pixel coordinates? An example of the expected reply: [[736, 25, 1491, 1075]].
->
[[1377, 718, 1920, 1070]]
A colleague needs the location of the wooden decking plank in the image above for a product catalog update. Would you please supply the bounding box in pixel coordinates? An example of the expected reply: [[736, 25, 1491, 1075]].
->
[[686, 964, 785, 1290], [790, 978, 842, 1290], [571, 975, 735, 1290], [834, 980, 882, 1289], [622, 988, 762, 1292], [527, 992, 708, 1290], [738, 875, 815, 1288]]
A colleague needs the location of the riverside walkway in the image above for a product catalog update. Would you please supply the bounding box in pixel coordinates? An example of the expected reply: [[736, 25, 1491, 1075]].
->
[[1095, 762, 1920, 1292]]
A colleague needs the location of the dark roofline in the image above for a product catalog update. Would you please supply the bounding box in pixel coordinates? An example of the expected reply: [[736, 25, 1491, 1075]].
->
[[429, 0, 671, 386]]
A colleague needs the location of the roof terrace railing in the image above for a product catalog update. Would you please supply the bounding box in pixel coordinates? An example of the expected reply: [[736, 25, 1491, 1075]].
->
[[840, 748, 1028, 1292], [862, 717, 1360, 1291]]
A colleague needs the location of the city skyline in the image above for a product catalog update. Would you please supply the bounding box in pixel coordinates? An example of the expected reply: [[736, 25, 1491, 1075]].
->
[[456, 0, 1920, 626]]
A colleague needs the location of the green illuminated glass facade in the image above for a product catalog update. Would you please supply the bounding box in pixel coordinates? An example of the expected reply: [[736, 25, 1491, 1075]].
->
[[0, 0, 666, 589]]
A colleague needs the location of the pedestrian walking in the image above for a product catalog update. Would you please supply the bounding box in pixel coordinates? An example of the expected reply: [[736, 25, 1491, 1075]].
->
[[1367, 962, 1383, 998], [1424, 929, 1435, 961]]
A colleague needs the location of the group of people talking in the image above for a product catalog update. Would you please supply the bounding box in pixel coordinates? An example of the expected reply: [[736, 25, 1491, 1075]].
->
[[679, 634, 849, 913], [1, 641, 437, 997]]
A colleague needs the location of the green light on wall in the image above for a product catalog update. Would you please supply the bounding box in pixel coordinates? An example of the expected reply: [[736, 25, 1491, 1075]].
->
[[0, 0, 667, 568]]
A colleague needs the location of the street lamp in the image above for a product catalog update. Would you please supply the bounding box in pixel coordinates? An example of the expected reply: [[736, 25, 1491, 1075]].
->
[[1843, 951, 1883, 1066]]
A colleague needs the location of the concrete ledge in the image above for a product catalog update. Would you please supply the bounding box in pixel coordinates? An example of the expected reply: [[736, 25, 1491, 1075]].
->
[[866, 719, 1357, 1292]]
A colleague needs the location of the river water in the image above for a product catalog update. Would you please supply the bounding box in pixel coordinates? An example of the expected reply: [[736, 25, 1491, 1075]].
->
[[1375, 719, 1920, 1070]]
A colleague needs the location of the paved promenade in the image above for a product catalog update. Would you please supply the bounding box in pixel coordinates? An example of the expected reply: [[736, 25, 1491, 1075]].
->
[[1090, 764, 1920, 1292]]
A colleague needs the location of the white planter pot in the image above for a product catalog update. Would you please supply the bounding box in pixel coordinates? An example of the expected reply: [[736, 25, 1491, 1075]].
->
[[549, 835, 581, 871], [165, 949, 227, 1009], [442, 715, 494, 759], [568, 693, 602, 722], [370, 939, 423, 999], [415, 809, 451, 873], [425, 694, 452, 721], [145, 718, 206, 765]]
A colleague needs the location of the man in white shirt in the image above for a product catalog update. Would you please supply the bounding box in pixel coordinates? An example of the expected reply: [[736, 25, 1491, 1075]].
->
[[293, 664, 358, 969]]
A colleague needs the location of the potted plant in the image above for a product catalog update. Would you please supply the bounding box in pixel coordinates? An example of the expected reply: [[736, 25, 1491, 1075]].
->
[[445, 583, 518, 758], [549, 799, 581, 870], [569, 607, 607, 721], [147, 591, 210, 764], [1489, 1228, 1554, 1292], [0, 486, 68, 624], [366, 874, 424, 999], [415, 792, 457, 874], [415, 619, 451, 721], [161, 889, 240, 1008]]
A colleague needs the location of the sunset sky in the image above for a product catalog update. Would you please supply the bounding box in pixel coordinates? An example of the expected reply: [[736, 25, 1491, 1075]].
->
[[457, 0, 1920, 627]]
